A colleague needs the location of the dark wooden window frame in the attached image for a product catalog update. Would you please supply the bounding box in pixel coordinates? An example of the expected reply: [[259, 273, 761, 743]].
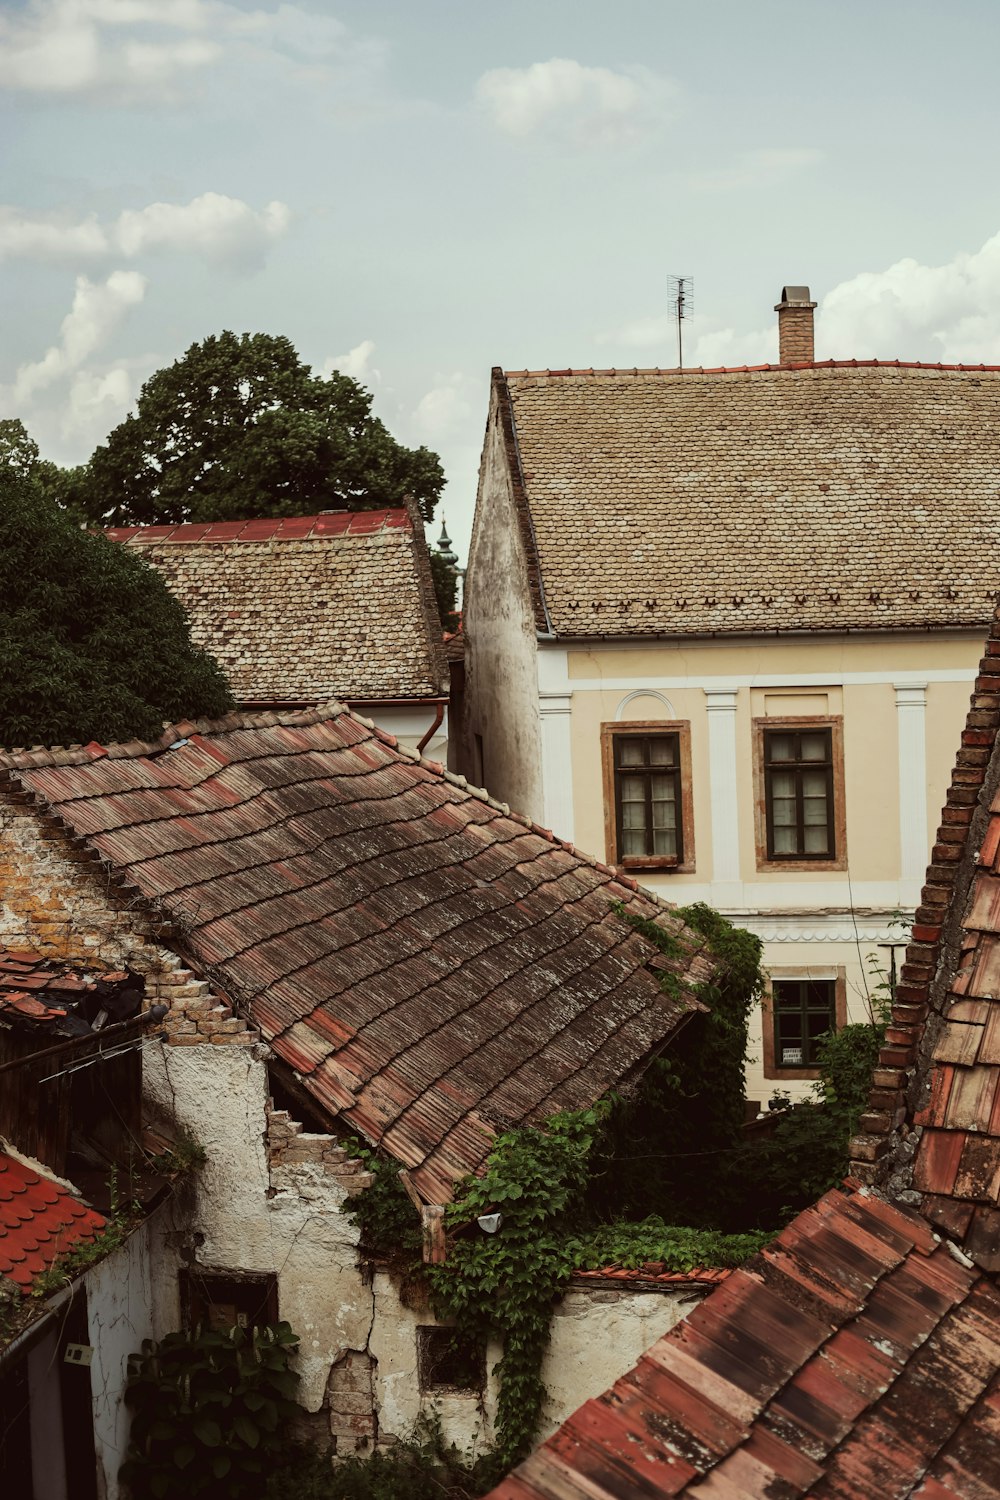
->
[[753, 715, 847, 873], [601, 721, 696, 873], [762, 969, 848, 1080], [416, 1325, 485, 1394], [180, 1269, 279, 1334]]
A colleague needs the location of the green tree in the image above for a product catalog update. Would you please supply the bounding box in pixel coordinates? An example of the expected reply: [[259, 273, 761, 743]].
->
[[0, 466, 232, 749], [82, 332, 444, 527]]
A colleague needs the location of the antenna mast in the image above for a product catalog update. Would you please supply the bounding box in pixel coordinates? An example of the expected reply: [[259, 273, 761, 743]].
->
[[668, 275, 693, 369]]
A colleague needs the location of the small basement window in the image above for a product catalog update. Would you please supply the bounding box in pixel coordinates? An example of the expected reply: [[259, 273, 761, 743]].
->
[[417, 1326, 485, 1393], [181, 1270, 278, 1334]]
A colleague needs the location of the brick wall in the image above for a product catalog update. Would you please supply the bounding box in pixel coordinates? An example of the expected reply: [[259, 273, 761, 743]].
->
[[0, 783, 258, 1049]]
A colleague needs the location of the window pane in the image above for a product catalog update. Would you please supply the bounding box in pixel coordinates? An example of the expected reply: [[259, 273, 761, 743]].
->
[[619, 739, 645, 766], [648, 738, 676, 765], [803, 825, 829, 853], [800, 733, 829, 762], [802, 769, 827, 800], [622, 829, 646, 856], [772, 826, 797, 854], [768, 734, 795, 762], [771, 770, 796, 799], [652, 828, 678, 856]]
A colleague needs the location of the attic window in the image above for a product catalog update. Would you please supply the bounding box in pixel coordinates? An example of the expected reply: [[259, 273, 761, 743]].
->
[[417, 1326, 484, 1393]]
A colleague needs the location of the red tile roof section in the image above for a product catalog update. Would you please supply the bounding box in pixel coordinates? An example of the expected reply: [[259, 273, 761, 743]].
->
[[104, 509, 411, 544], [0, 1151, 105, 1293], [0, 707, 714, 1203], [491, 1186, 1000, 1499], [847, 610, 1000, 1272]]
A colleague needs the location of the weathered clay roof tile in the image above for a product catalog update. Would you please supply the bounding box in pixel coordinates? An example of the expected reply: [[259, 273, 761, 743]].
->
[[0, 707, 714, 1201], [107, 506, 447, 703], [495, 364, 1000, 638]]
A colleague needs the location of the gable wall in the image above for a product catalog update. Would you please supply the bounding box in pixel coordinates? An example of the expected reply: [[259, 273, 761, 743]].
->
[[463, 388, 545, 816]]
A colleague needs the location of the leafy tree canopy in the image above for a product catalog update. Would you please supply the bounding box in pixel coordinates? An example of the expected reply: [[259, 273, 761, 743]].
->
[[0, 466, 232, 749], [81, 331, 445, 527]]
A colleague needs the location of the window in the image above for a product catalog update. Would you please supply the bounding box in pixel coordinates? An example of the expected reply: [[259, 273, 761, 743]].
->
[[601, 722, 695, 872], [753, 717, 846, 871], [762, 970, 847, 1079], [417, 1326, 484, 1393], [181, 1270, 278, 1333]]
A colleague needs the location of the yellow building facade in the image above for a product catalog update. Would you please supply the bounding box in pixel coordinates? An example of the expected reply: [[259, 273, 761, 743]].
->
[[464, 314, 1000, 1105]]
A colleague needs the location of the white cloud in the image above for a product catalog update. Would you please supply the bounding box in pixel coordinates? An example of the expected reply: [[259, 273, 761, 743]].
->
[[0, 0, 380, 102], [321, 339, 379, 385], [475, 58, 673, 146], [13, 271, 147, 404], [0, 194, 290, 268], [817, 232, 1000, 362], [602, 230, 1000, 368], [410, 373, 478, 443]]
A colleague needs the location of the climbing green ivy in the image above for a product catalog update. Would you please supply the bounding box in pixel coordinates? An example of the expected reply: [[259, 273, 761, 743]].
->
[[425, 1106, 768, 1470]]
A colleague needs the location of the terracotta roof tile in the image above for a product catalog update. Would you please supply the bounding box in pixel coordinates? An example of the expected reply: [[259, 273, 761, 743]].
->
[[0, 708, 713, 1202], [0, 1151, 105, 1293], [490, 1191, 1000, 1499], [106, 506, 446, 704], [493, 364, 1000, 638]]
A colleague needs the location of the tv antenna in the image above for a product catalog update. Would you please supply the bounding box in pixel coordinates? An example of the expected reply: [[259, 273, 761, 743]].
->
[[668, 275, 693, 369]]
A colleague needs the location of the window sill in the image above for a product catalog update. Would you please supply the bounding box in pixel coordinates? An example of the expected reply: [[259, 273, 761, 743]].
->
[[757, 857, 847, 874], [763, 1066, 822, 1082], [619, 856, 693, 874]]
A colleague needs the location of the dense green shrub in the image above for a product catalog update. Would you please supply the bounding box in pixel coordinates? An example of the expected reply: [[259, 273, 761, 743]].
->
[[121, 1323, 300, 1498]]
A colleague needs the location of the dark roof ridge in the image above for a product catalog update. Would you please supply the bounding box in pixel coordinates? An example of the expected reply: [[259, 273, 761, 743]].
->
[[504, 360, 1000, 378]]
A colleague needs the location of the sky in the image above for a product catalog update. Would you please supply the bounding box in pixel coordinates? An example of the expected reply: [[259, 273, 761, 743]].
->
[[3, 0, 1000, 562]]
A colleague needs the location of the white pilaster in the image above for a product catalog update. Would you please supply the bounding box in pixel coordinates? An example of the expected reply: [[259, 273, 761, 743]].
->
[[537, 648, 575, 841], [895, 683, 928, 897], [705, 687, 741, 902]]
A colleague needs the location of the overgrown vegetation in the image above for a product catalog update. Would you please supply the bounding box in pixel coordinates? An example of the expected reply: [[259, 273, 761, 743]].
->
[[122, 1322, 301, 1498], [0, 463, 232, 748], [264, 1421, 491, 1500]]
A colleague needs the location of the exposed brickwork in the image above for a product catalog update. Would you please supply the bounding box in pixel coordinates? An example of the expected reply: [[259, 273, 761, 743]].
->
[[775, 300, 817, 365], [326, 1349, 378, 1455], [265, 1103, 374, 1193], [0, 779, 258, 1049], [849, 612, 1000, 1186]]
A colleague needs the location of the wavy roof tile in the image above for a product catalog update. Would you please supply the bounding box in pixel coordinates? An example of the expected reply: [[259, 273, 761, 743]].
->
[[494, 363, 1000, 638], [0, 1151, 105, 1293], [0, 707, 714, 1203], [107, 505, 447, 705]]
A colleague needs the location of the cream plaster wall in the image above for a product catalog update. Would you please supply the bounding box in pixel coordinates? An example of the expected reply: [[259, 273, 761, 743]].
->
[[537, 1284, 702, 1441], [464, 397, 544, 818]]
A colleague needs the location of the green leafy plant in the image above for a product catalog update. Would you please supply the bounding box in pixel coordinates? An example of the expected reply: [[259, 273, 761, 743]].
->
[[264, 1418, 490, 1499], [121, 1322, 301, 1499]]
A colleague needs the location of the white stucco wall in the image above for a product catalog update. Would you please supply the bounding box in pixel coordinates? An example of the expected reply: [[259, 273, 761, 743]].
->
[[86, 1216, 158, 1500], [143, 1041, 373, 1412]]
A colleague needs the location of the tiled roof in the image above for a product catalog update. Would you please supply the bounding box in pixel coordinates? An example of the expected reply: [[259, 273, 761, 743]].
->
[[0, 1151, 106, 1293], [494, 363, 1000, 638], [0, 948, 143, 1036], [847, 611, 1000, 1273], [107, 506, 447, 704], [0, 708, 714, 1203], [492, 1186, 1000, 1499]]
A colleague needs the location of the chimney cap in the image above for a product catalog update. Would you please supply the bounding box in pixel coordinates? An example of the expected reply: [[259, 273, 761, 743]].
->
[[775, 285, 817, 310]]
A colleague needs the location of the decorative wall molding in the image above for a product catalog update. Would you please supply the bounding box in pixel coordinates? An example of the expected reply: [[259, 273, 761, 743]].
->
[[614, 688, 676, 721]]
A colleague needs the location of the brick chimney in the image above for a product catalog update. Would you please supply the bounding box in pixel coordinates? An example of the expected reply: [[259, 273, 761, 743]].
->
[[774, 285, 817, 365]]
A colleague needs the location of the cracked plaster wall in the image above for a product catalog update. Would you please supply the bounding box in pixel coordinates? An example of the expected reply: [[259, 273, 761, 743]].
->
[[84, 1213, 159, 1500], [144, 1042, 373, 1412]]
